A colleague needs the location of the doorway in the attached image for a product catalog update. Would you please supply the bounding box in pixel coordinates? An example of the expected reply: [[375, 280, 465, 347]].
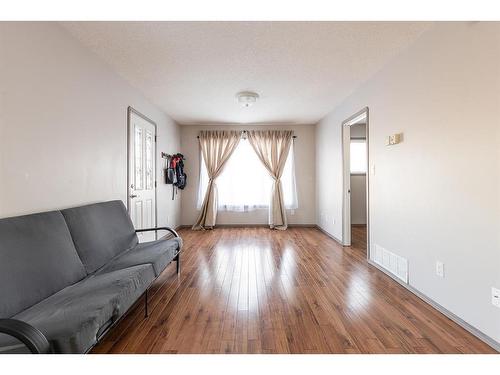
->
[[342, 108, 369, 257], [127, 106, 157, 242]]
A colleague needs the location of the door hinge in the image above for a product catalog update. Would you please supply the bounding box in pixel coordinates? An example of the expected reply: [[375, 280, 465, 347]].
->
[[154, 135, 157, 142], [155, 181, 157, 188]]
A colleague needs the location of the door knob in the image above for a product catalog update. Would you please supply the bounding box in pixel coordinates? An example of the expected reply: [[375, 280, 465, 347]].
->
[[130, 194, 138, 198]]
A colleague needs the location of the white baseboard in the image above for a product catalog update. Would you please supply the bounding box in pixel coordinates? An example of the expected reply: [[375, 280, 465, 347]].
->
[[177, 223, 316, 229], [315, 224, 343, 245]]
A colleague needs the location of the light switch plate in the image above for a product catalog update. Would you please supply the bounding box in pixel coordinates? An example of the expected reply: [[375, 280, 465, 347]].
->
[[492, 287, 500, 308]]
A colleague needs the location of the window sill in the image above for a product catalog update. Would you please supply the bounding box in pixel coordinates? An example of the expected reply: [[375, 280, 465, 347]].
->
[[195, 206, 299, 212]]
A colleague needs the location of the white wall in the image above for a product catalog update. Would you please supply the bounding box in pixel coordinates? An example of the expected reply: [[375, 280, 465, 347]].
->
[[316, 22, 500, 344], [350, 175, 367, 225], [350, 123, 367, 225], [180, 124, 316, 226], [0, 22, 182, 229]]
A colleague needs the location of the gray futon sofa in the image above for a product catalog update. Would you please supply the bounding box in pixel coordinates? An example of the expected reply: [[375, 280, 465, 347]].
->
[[0, 200, 182, 354]]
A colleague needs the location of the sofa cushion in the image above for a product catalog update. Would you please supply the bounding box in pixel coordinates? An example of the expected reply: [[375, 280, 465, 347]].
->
[[62, 200, 138, 274], [0, 211, 87, 318], [97, 237, 182, 277], [5, 264, 155, 354]]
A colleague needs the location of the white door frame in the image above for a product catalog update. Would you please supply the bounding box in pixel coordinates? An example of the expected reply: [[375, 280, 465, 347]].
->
[[341, 107, 370, 260], [127, 106, 158, 239]]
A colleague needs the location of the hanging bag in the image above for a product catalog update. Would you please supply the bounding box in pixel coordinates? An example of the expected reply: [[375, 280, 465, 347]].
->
[[175, 155, 187, 190], [164, 153, 187, 199], [165, 156, 175, 184]]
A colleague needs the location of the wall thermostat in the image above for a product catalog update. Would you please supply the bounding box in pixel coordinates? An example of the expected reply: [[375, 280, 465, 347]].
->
[[386, 133, 403, 146]]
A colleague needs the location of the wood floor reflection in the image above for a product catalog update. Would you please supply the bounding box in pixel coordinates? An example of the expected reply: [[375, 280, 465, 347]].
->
[[351, 224, 367, 254], [92, 227, 496, 354]]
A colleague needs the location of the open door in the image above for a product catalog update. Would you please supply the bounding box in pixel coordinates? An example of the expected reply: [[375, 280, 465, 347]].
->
[[127, 107, 157, 242], [342, 108, 370, 258]]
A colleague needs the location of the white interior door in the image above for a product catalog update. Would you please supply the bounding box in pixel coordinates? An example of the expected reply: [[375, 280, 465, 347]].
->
[[128, 109, 156, 242], [342, 122, 352, 246]]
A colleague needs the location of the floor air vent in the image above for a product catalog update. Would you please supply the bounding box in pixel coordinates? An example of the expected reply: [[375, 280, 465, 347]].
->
[[372, 244, 408, 283]]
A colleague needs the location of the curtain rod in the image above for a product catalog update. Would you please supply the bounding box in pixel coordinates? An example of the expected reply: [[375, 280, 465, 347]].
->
[[197, 130, 297, 139]]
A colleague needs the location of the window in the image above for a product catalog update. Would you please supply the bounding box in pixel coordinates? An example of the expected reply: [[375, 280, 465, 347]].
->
[[134, 126, 143, 189], [197, 139, 298, 211], [350, 139, 367, 174]]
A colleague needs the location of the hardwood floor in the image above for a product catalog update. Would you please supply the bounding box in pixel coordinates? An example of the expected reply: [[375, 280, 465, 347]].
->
[[351, 225, 367, 254], [91, 227, 496, 354]]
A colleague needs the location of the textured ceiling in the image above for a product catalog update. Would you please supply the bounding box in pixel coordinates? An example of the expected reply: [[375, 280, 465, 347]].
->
[[61, 22, 433, 124]]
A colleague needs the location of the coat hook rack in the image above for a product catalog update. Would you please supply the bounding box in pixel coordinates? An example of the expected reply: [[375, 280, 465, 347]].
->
[[161, 152, 186, 160]]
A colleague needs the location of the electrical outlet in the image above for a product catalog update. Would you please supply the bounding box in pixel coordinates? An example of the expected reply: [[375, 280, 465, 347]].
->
[[492, 287, 500, 308], [332, 218, 335, 225], [436, 261, 444, 278]]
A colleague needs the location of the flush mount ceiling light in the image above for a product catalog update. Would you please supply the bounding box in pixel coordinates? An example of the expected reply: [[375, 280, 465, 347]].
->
[[236, 91, 259, 107]]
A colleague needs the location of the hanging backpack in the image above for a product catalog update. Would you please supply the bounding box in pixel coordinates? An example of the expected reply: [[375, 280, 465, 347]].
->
[[174, 154, 187, 190], [164, 153, 186, 199], [165, 155, 176, 185]]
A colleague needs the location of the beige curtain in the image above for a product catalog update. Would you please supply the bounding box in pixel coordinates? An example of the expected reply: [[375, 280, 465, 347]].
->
[[247, 130, 293, 230], [192, 130, 241, 230]]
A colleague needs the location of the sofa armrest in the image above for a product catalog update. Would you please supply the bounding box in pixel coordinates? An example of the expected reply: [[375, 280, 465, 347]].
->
[[135, 226, 180, 239], [0, 319, 50, 354]]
